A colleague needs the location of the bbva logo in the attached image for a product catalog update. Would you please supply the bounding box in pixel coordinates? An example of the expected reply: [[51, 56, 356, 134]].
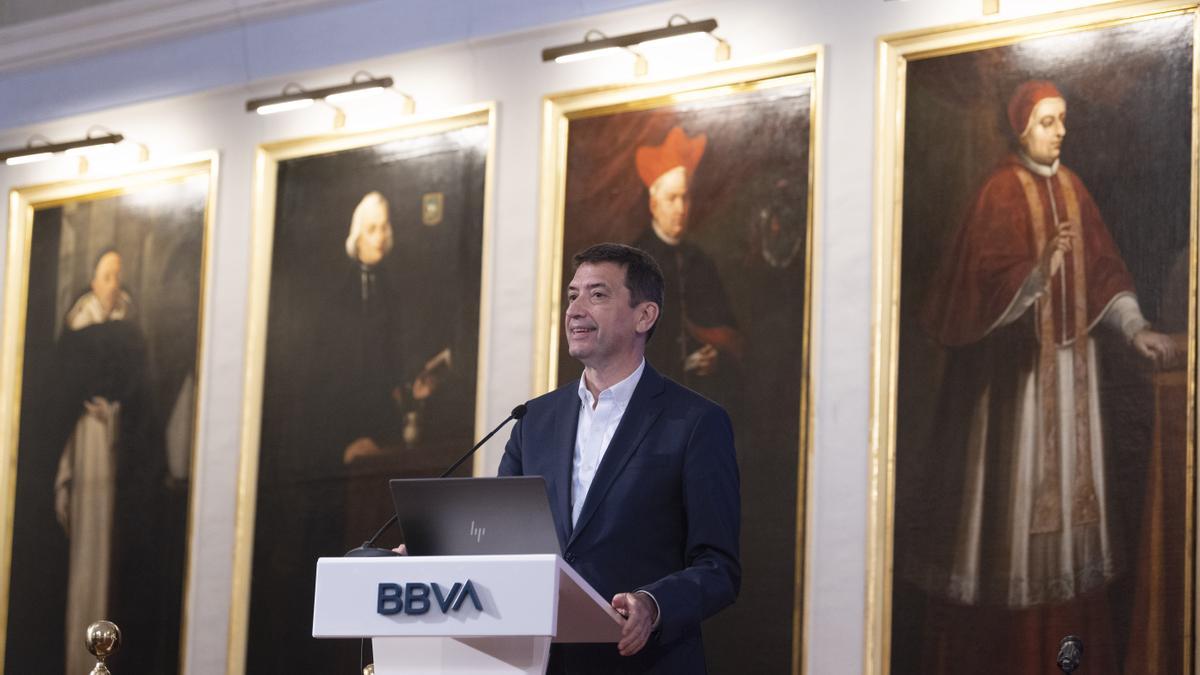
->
[[377, 581, 483, 616]]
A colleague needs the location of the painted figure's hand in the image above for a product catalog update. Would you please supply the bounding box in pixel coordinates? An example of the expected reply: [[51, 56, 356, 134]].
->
[[612, 592, 657, 656], [391, 544, 408, 555], [55, 482, 70, 533], [1039, 220, 1076, 279], [683, 344, 719, 376], [1132, 329, 1180, 369], [412, 347, 453, 401], [83, 396, 116, 422], [342, 436, 383, 464], [412, 372, 435, 401]]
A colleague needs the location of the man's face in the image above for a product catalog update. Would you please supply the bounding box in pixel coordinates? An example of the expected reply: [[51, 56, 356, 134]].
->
[[565, 262, 643, 369], [355, 202, 391, 266], [1020, 96, 1066, 165], [91, 251, 122, 313], [649, 166, 691, 241]]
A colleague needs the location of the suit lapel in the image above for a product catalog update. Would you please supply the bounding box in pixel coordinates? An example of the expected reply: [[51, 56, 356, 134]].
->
[[567, 365, 665, 548], [549, 385, 578, 550]]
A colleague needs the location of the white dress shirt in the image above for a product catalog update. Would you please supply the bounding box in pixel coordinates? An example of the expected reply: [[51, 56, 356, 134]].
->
[[571, 358, 662, 627], [572, 358, 645, 526]]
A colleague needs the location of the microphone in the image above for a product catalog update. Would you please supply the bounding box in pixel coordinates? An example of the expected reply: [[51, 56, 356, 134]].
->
[[344, 403, 529, 557], [1056, 635, 1082, 673]]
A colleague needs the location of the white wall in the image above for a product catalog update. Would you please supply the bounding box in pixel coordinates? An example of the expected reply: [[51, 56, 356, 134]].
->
[[0, 0, 1109, 672]]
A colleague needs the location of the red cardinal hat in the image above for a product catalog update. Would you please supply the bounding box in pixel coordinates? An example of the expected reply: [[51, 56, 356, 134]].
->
[[635, 126, 707, 187], [1007, 80, 1063, 136]]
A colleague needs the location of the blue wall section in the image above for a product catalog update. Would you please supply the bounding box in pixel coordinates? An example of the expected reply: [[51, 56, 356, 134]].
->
[[0, 0, 657, 130]]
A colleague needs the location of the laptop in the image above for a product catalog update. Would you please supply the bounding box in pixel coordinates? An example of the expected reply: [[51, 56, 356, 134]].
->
[[388, 476, 561, 556]]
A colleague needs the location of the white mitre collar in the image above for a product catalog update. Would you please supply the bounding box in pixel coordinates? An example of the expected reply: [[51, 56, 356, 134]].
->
[[1017, 150, 1060, 178], [65, 290, 132, 331]]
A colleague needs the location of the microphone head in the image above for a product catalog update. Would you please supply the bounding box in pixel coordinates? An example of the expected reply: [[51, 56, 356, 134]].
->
[[511, 403, 528, 420], [1056, 635, 1083, 673]]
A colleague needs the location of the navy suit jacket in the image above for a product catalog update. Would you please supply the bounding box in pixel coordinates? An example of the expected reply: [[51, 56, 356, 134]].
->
[[498, 363, 740, 673]]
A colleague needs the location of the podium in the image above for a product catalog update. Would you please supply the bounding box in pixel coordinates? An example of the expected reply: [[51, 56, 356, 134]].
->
[[312, 554, 623, 674]]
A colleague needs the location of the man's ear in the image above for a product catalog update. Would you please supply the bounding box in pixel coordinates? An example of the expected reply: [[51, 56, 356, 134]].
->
[[636, 302, 660, 335]]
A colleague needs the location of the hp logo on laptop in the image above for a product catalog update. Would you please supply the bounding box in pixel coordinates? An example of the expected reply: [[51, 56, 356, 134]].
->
[[469, 520, 486, 543]]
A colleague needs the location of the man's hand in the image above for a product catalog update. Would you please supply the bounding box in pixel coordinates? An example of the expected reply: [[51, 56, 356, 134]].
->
[[1132, 329, 1180, 369], [612, 592, 657, 656]]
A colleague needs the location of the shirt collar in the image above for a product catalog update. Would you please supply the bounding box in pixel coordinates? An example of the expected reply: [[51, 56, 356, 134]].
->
[[577, 358, 646, 409]]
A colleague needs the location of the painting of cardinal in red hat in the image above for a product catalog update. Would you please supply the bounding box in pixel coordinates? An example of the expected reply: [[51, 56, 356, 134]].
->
[[549, 70, 816, 674]]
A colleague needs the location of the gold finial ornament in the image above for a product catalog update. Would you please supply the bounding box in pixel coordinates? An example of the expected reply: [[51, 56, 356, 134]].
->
[[85, 620, 121, 675], [363, 665, 375, 675]]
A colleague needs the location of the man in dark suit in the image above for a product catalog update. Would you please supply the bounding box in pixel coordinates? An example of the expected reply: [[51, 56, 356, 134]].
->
[[499, 243, 741, 673]]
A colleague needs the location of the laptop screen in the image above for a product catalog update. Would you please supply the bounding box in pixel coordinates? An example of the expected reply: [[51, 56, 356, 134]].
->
[[388, 476, 561, 556]]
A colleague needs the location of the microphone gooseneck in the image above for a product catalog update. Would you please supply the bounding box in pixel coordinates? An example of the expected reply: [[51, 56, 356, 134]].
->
[[438, 404, 527, 478], [343, 403, 529, 558]]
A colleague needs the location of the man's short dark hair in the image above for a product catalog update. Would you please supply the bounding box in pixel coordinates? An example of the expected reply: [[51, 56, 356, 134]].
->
[[572, 243, 664, 340]]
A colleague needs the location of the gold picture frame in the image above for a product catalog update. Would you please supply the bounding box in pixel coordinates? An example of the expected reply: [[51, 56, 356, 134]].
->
[[0, 153, 218, 673], [228, 103, 496, 675], [868, 2, 1198, 673], [536, 48, 822, 673]]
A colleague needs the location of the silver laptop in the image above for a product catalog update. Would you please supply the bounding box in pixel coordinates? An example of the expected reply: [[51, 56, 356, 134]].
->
[[388, 476, 561, 555]]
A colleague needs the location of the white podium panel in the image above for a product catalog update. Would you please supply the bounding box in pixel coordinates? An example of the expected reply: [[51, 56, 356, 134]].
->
[[312, 554, 621, 674], [373, 636, 553, 675], [313, 555, 559, 638]]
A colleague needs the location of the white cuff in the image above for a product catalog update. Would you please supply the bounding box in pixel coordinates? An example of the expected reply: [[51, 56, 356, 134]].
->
[[993, 267, 1046, 330], [1101, 293, 1150, 341], [634, 590, 661, 630]]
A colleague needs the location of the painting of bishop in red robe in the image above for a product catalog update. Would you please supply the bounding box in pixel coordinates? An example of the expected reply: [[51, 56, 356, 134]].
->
[[890, 12, 1194, 674], [906, 79, 1178, 674]]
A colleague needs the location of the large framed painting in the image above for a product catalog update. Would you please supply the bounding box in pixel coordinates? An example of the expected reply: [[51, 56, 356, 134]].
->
[[229, 104, 495, 674], [0, 155, 216, 674], [868, 2, 1197, 674], [536, 50, 821, 673]]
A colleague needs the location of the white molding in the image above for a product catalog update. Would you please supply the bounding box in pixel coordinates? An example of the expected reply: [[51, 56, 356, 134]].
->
[[0, 0, 356, 75]]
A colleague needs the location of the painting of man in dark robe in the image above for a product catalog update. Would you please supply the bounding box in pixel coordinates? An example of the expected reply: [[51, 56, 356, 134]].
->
[[245, 120, 489, 674], [554, 78, 814, 673], [4, 171, 210, 675], [890, 13, 1194, 675]]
